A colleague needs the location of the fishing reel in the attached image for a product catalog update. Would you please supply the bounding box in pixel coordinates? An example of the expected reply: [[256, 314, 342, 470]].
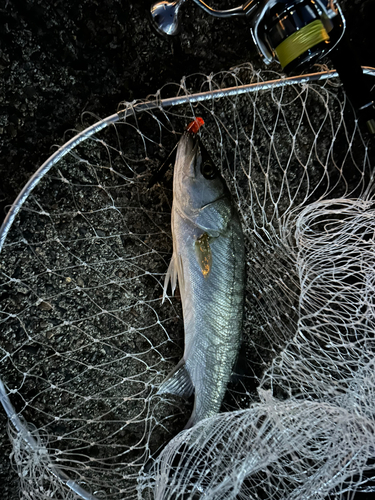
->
[[150, 0, 375, 132], [150, 0, 345, 73]]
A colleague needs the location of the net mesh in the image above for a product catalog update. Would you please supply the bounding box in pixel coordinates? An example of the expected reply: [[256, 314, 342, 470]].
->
[[0, 64, 374, 499]]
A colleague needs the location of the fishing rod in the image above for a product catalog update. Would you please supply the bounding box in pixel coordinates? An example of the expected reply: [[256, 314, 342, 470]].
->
[[150, 0, 375, 134]]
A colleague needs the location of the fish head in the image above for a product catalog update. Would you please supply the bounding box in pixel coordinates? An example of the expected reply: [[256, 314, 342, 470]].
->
[[174, 132, 229, 215]]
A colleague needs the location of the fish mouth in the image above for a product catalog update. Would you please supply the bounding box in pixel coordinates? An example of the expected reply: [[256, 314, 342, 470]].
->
[[183, 132, 200, 179], [186, 132, 199, 155]]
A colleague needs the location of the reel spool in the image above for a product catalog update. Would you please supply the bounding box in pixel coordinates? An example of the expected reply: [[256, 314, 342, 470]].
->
[[260, 0, 335, 72]]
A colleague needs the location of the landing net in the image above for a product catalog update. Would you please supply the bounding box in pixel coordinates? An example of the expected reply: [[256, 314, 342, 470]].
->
[[0, 64, 374, 499]]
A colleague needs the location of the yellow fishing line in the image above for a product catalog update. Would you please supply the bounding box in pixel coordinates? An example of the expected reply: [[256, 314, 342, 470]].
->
[[275, 19, 330, 69]]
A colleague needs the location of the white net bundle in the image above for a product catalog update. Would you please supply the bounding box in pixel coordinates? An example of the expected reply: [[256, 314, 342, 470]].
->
[[0, 64, 374, 499]]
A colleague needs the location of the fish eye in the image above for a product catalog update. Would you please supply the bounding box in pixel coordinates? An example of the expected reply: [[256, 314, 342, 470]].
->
[[201, 160, 217, 180]]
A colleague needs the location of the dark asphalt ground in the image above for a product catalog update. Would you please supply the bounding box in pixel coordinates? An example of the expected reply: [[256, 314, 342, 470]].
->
[[1, 1, 375, 498]]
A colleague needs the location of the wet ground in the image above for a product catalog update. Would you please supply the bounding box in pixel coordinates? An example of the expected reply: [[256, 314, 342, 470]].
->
[[1, 0, 375, 498]]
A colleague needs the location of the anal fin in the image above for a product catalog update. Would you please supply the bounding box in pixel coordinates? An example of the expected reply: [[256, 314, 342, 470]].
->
[[156, 360, 194, 399]]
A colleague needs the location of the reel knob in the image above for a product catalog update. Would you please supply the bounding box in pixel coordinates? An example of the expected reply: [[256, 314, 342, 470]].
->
[[150, 0, 187, 36]]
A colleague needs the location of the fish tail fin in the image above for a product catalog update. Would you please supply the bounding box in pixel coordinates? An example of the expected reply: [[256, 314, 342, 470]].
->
[[156, 359, 194, 399], [162, 253, 178, 304]]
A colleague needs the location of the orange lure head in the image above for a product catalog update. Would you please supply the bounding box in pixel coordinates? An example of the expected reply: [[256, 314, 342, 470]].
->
[[186, 117, 205, 135]]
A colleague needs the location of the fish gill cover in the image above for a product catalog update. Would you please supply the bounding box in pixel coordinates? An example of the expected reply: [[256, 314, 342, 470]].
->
[[0, 64, 374, 499]]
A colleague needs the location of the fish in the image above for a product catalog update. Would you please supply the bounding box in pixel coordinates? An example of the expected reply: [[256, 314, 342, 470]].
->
[[158, 118, 245, 429]]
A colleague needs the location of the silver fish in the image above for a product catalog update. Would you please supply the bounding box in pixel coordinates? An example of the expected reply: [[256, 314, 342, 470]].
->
[[158, 129, 245, 429]]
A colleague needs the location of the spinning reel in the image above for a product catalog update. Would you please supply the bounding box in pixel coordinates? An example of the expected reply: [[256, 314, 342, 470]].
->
[[151, 0, 344, 73], [150, 0, 375, 132]]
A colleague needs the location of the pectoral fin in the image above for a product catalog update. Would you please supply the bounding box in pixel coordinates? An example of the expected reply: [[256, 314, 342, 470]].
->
[[162, 252, 185, 303], [162, 254, 177, 303], [156, 359, 194, 399]]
